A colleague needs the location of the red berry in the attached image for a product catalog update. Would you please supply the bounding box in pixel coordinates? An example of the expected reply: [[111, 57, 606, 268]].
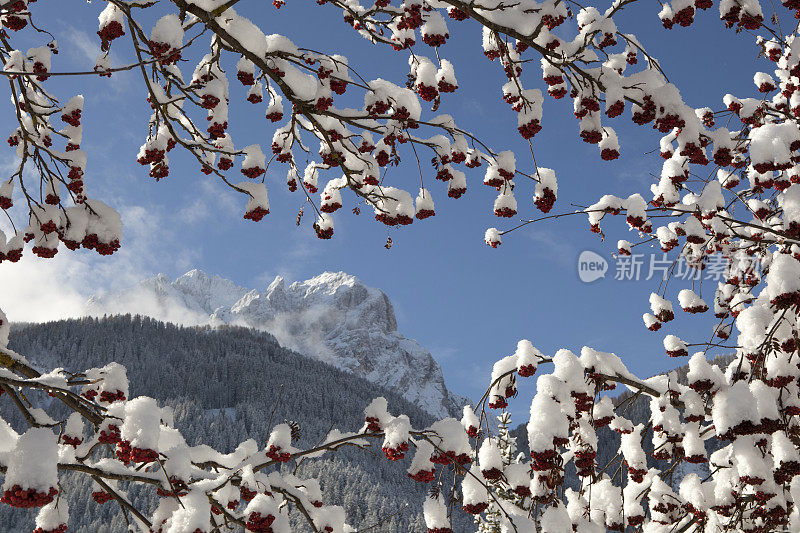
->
[[97, 21, 124, 42], [92, 490, 114, 504]]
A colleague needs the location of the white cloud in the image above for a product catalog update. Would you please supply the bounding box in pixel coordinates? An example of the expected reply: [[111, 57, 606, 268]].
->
[[177, 179, 241, 224], [65, 28, 102, 67], [61, 27, 131, 99], [86, 280, 211, 326], [0, 201, 200, 323], [528, 228, 578, 268], [0, 253, 90, 322]]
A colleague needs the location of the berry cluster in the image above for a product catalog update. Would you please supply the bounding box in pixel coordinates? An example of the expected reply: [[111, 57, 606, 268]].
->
[[462, 502, 488, 515], [60, 435, 82, 447], [116, 440, 158, 464], [381, 442, 409, 461], [245, 511, 275, 532], [408, 468, 435, 483], [265, 445, 291, 462], [430, 450, 471, 465], [92, 491, 114, 504], [33, 525, 67, 533], [244, 206, 269, 222], [156, 477, 188, 498], [97, 20, 124, 42], [148, 41, 181, 65], [239, 487, 257, 502], [98, 389, 126, 403], [98, 424, 120, 444], [1, 486, 57, 508]]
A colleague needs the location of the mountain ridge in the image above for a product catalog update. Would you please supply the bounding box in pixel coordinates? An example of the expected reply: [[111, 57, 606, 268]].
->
[[85, 269, 466, 418]]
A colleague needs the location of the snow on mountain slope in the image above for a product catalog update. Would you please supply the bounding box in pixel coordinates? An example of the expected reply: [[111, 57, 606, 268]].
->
[[85, 270, 466, 418]]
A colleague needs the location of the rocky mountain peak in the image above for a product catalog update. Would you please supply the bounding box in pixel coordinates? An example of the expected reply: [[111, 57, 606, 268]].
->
[[84, 270, 465, 418]]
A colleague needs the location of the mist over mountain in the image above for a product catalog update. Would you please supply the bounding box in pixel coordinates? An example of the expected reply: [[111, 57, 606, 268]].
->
[[85, 269, 466, 418]]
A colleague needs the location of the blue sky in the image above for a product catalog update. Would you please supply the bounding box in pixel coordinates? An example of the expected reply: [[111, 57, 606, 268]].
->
[[0, 1, 764, 421]]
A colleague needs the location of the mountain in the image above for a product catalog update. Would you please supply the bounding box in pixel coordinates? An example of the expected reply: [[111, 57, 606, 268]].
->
[[0, 317, 475, 532], [85, 270, 466, 418]]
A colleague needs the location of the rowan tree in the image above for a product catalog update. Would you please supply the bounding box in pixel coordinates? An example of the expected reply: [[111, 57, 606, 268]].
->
[[1, 0, 800, 531]]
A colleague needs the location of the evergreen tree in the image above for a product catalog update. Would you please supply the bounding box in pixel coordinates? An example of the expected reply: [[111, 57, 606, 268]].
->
[[475, 411, 528, 533]]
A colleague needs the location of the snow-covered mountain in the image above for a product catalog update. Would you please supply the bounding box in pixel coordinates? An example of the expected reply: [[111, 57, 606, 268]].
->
[[85, 269, 466, 418]]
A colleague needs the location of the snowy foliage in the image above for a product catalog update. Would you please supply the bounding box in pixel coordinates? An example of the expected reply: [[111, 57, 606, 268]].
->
[[4, 0, 800, 530]]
